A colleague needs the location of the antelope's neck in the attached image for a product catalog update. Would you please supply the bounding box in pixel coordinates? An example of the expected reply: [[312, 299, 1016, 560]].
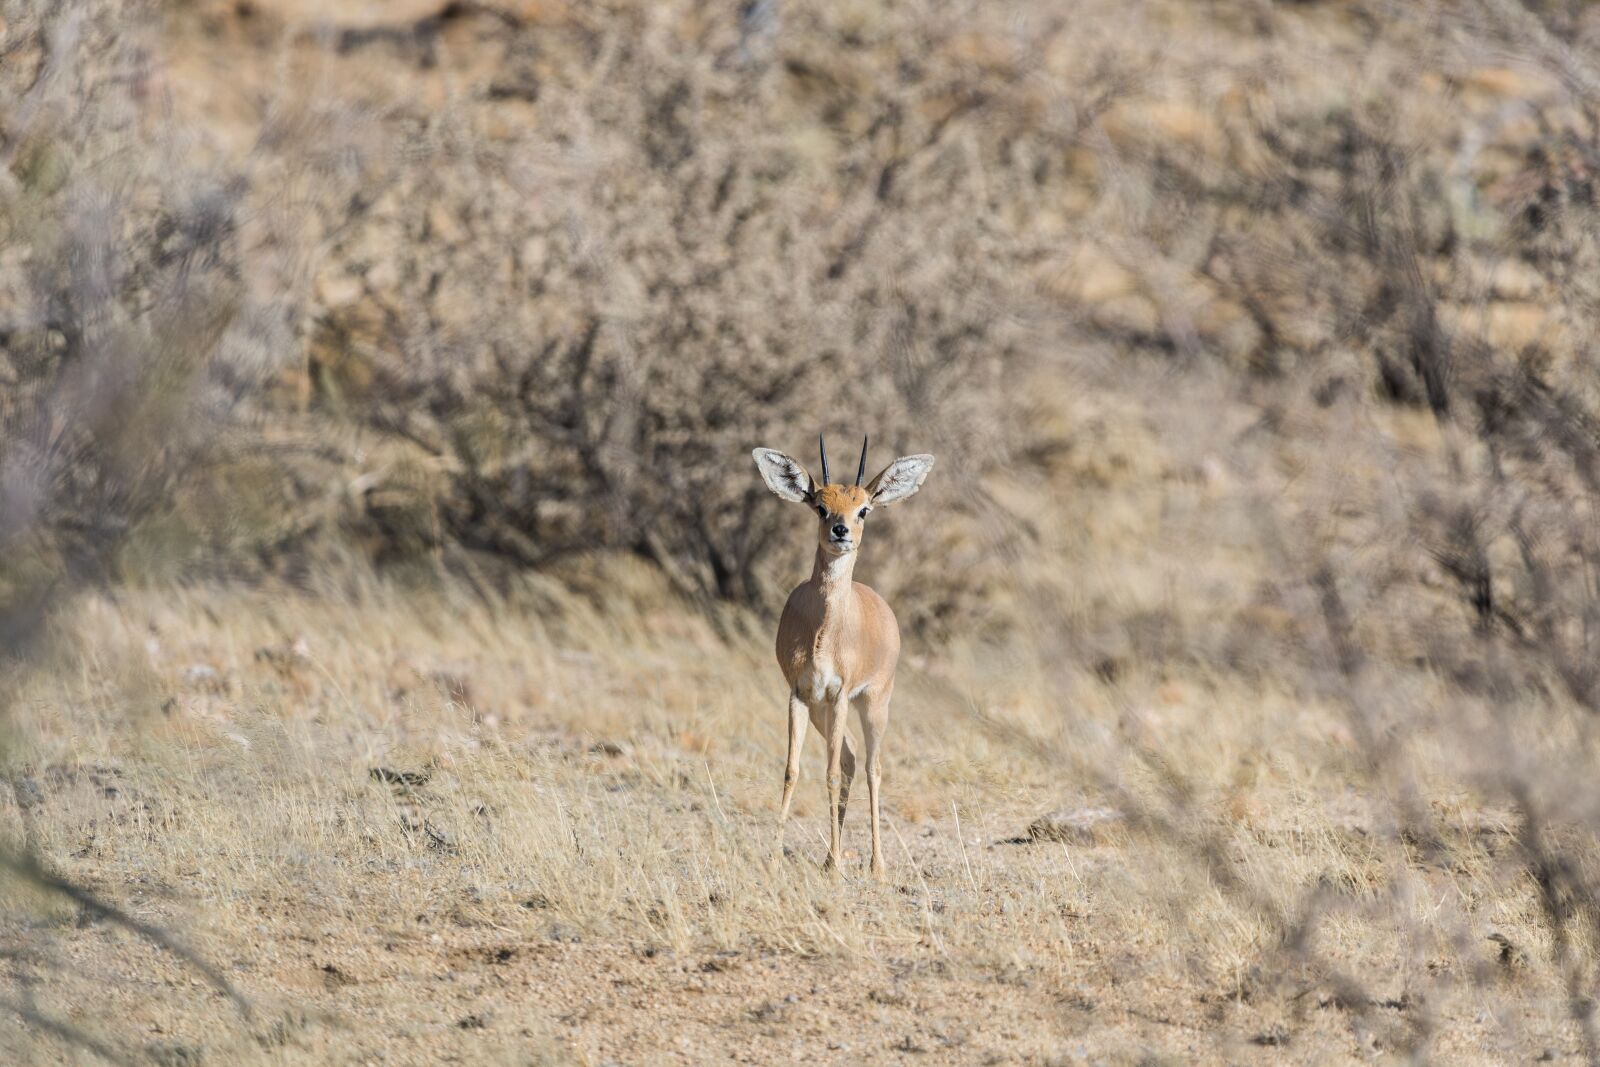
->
[[809, 547, 858, 610]]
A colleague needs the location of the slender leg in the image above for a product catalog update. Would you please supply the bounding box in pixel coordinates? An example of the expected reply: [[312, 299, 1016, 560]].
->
[[777, 692, 807, 851], [859, 682, 892, 880], [807, 703, 855, 832], [824, 694, 850, 871]]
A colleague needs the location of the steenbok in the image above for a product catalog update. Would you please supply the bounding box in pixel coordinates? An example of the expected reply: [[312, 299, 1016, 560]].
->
[[752, 435, 935, 879]]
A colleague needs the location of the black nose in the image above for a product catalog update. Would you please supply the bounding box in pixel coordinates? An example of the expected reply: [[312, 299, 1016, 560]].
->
[[832, 523, 848, 538]]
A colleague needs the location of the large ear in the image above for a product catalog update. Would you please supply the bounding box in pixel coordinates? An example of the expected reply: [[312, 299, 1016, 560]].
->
[[751, 448, 815, 503], [866, 454, 935, 505]]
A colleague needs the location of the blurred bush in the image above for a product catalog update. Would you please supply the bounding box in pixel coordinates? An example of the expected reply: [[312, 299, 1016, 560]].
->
[[0, 0, 274, 648], [299, 2, 1063, 622], [10, 0, 1600, 657], [2, 0, 1079, 635]]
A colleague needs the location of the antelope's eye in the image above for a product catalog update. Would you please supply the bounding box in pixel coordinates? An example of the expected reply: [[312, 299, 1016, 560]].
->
[[858, 508, 869, 520], [816, 505, 827, 518]]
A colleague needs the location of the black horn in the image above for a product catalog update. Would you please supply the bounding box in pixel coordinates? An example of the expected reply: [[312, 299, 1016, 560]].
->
[[855, 434, 868, 486], [818, 433, 831, 486]]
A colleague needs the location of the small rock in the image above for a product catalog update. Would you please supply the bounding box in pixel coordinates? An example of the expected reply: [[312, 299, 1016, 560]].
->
[[1025, 806, 1124, 845], [421, 820, 455, 851], [1488, 932, 1527, 972], [319, 963, 354, 990], [12, 776, 42, 810], [1251, 1025, 1290, 1047], [254, 640, 311, 675], [147, 1043, 205, 1067], [370, 767, 430, 788], [182, 664, 224, 691]]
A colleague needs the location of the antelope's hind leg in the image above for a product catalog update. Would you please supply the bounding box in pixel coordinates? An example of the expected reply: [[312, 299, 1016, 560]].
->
[[857, 682, 893, 880]]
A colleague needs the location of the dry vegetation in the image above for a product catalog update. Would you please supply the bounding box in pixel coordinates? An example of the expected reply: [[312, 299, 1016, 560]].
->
[[9, 0, 1600, 1063]]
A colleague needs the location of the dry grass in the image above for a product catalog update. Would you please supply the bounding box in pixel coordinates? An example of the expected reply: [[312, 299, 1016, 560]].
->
[[1, 477, 1593, 1064]]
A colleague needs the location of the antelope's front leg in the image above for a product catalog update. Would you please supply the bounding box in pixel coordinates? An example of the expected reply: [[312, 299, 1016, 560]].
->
[[777, 692, 807, 851], [824, 693, 850, 871]]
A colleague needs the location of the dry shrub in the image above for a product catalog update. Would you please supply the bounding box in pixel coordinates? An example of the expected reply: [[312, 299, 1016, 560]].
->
[[0, 0, 255, 639], [0, 1, 395, 594], [0, 0, 274, 1053], [1006, 1, 1600, 1050], [290, 0, 1085, 627]]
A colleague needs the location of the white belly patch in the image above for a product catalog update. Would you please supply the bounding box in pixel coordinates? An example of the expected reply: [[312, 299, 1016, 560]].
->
[[801, 669, 844, 705], [798, 669, 871, 706]]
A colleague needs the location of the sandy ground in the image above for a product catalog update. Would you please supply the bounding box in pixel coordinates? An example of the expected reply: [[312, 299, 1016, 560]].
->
[[0, 578, 1582, 1065]]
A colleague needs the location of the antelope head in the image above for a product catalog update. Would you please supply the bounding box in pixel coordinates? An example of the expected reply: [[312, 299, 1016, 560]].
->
[[752, 435, 936, 557]]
